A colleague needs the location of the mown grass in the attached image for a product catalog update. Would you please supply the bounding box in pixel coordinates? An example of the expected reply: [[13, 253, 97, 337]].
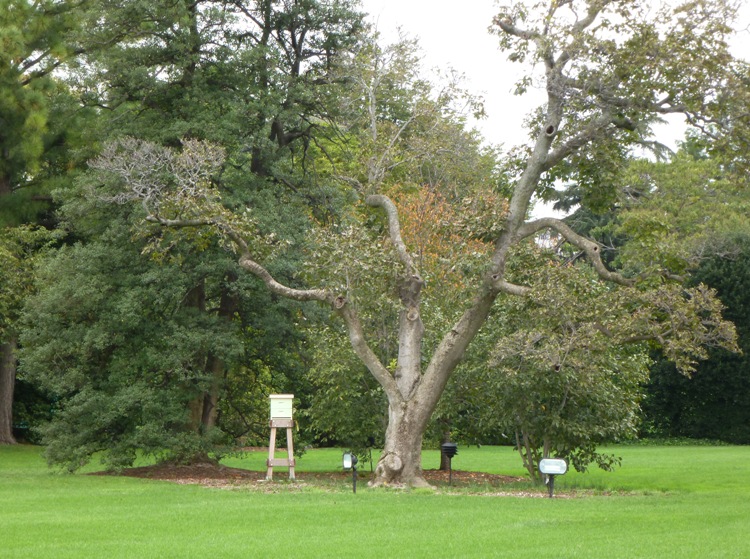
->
[[2, 444, 749, 558]]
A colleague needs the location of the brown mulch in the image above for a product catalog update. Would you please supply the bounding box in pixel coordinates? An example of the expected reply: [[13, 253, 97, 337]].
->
[[92, 461, 549, 495]]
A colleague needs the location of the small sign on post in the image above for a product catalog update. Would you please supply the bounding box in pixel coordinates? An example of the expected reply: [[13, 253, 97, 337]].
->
[[539, 458, 567, 498], [266, 394, 295, 481]]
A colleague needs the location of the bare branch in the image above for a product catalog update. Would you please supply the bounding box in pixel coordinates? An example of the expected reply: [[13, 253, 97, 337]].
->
[[235, 234, 400, 401], [365, 194, 417, 275], [493, 17, 543, 42], [337, 304, 403, 403], [145, 216, 215, 228], [570, 0, 610, 34], [238, 254, 331, 303], [518, 217, 635, 286], [494, 279, 532, 297], [543, 112, 614, 171]]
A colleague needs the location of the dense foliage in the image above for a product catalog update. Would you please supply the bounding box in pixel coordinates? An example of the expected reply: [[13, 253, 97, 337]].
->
[[12, 0, 367, 467], [1, 0, 747, 486], [643, 238, 750, 444]]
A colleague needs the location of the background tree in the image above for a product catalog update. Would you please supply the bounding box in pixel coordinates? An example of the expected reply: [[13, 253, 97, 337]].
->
[[605, 144, 750, 445], [0, 0, 104, 444], [21, 166, 259, 468], [471, 262, 652, 480], [0, 228, 52, 443], [545, 117, 750, 446], [643, 239, 750, 444], [17, 0, 367, 466], [1, 0, 80, 198]]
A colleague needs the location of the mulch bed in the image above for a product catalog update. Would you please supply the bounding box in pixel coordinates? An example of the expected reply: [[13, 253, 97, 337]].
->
[[92, 461, 549, 496]]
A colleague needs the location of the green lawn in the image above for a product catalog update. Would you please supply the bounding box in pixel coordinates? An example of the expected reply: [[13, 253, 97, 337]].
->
[[2, 444, 749, 558]]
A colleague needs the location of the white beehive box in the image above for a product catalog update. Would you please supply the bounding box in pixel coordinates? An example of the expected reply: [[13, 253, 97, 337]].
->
[[269, 394, 294, 419]]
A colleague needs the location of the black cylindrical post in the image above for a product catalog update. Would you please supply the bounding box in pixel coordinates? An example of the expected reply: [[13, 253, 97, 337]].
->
[[440, 443, 458, 486]]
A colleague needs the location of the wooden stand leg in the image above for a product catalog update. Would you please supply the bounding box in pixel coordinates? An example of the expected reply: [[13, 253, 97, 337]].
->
[[286, 427, 295, 481], [266, 419, 295, 481], [266, 426, 277, 481]]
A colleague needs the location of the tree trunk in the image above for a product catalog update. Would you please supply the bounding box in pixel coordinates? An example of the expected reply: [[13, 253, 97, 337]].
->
[[369, 272, 433, 487], [184, 280, 209, 434], [372, 399, 432, 487], [200, 353, 223, 431], [0, 174, 11, 197], [1, 175, 18, 444], [0, 340, 18, 445], [364, 275, 499, 487], [187, 276, 238, 435]]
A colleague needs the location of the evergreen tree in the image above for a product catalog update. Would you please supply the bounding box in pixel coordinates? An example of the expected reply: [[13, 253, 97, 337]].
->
[[1, 0, 102, 444], [17, 0, 367, 466]]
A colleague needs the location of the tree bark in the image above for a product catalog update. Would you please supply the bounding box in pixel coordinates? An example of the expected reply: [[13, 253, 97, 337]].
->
[[362, 195, 504, 487], [184, 280, 209, 434], [369, 272, 433, 487], [2, 173, 19, 445], [201, 277, 239, 431], [0, 340, 18, 445], [0, 175, 11, 197], [372, 398, 433, 487]]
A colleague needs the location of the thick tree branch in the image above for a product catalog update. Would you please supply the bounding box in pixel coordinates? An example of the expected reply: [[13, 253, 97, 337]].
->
[[571, 1, 610, 34], [416, 288, 499, 413], [493, 18, 543, 42], [494, 279, 532, 296], [148, 210, 402, 402], [543, 112, 614, 171], [366, 194, 417, 275], [237, 255, 331, 303], [518, 217, 635, 286], [337, 304, 403, 403], [551, 1, 609, 68], [560, 75, 689, 116], [145, 215, 214, 228]]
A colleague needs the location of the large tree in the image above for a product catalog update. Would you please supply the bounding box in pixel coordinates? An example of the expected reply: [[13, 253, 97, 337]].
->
[[20, 206, 247, 468], [17, 0, 368, 464], [0, 0, 104, 444], [90, 0, 743, 487], [0, 227, 52, 443]]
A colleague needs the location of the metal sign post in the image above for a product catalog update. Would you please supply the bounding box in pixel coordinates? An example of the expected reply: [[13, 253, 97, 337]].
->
[[343, 453, 358, 493], [539, 458, 568, 498]]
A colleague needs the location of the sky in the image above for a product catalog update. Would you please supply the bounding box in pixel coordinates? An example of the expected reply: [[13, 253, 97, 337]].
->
[[358, 0, 750, 150], [359, 0, 534, 148]]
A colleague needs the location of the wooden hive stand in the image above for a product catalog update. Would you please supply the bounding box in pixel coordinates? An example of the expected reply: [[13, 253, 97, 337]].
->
[[266, 394, 295, 481]]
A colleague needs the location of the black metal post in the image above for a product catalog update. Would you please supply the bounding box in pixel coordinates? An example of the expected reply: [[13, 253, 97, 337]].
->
[[352, 464, 357, 494], [548, 474, 555, 498], [440, 442, 458, 486]]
